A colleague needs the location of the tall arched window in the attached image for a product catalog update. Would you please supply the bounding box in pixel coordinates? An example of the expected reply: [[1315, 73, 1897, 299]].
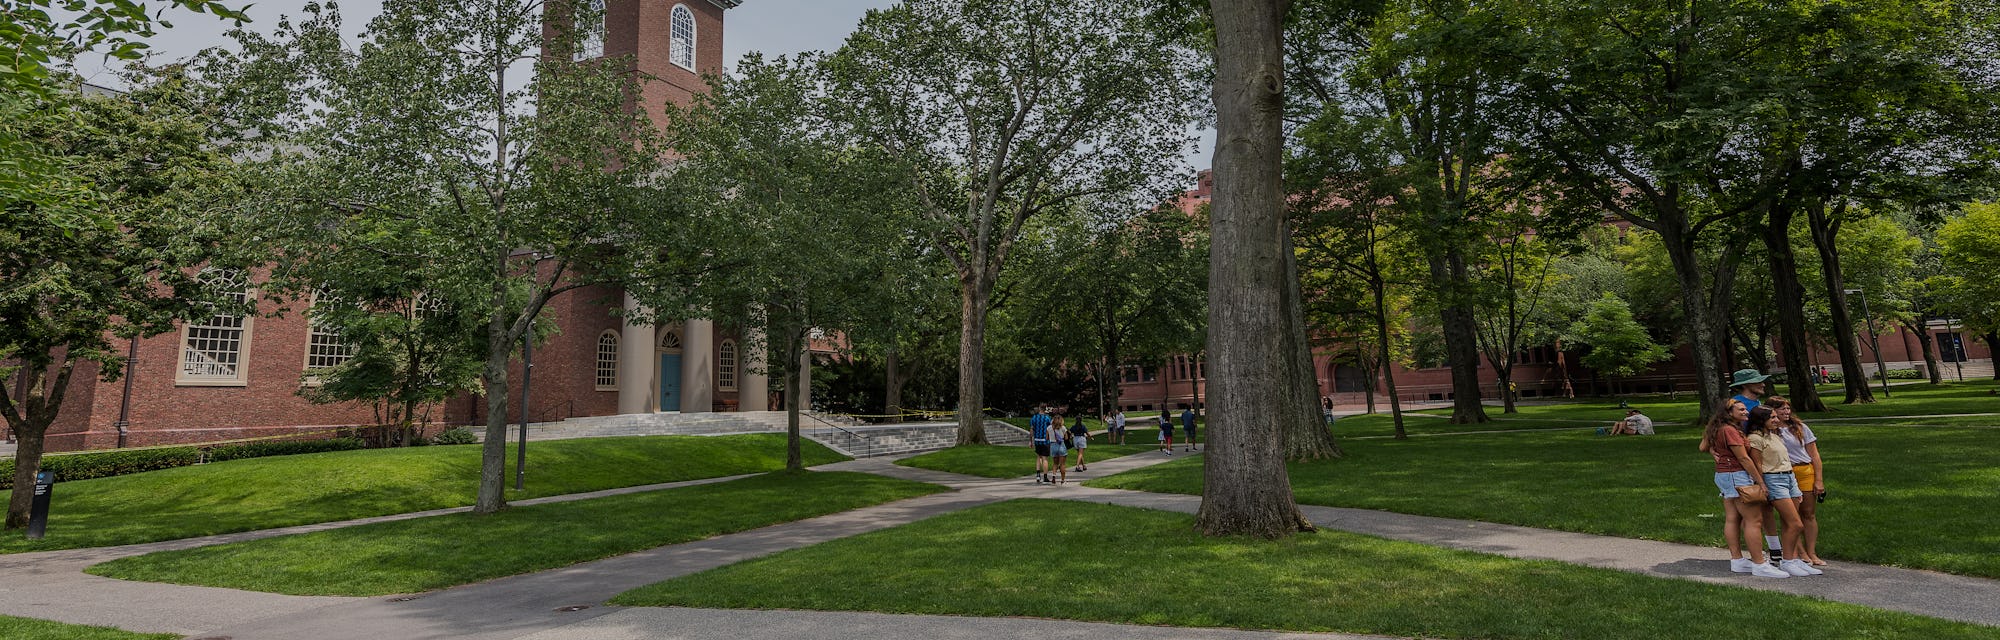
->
[[304, 291, 355, 375], [717, 339, 738, 391], [669, 4, 696, 71], [178, 268, 255, 385], [595, 330, 620, 390], [573, 0, 606, 61]]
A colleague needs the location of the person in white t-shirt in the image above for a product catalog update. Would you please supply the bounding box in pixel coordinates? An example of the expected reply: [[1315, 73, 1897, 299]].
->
[[1612, 408, 1653, 435]]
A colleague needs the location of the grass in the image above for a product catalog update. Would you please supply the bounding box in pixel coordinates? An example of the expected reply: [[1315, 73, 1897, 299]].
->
[[1090, 420, 2000, 578], [612, 499, 1996, 640], [0, 434, 848, 553], [894, 442, 1170, 478], [86, 470, 944, 596], [0, 615, 176, 640]]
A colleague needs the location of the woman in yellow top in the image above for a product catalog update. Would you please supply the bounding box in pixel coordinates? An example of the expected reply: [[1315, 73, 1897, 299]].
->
[[1767, 397, 1827, 566], [1743, 406, 1820, 577]]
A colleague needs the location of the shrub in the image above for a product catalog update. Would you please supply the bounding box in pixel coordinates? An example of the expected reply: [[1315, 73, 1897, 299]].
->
[[205, 438, 365, 463], [0, 447, 200, 489], [431, 428, 478, 445]]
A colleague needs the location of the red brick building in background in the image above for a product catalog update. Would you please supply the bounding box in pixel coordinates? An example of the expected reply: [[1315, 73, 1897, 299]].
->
[[1111, 172, 1995, 413], [34, 1, 837, 452]]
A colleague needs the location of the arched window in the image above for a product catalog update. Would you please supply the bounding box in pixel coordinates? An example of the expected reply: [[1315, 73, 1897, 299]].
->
[[595, 330, 620, 390], [574, 0, 606, 60], [659, 329, 683, 352], [717, 339, 738, 391], [178, 268, 255, 385], [304, 291, 355, 374], [669, 4, 696, 71]]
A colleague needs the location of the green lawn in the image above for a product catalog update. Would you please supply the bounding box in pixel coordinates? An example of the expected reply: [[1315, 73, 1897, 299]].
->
[[1090, 422, 2000, 578], [0, 614, 175, 640], [894, 442, 1169, 478], [1, 434, 848, 553], [612, 499, 1993, 640], [87, 470, 943, 596]]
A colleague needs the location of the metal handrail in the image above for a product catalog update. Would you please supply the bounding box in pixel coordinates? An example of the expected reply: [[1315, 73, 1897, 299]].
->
[[799, 410, 860, 439]]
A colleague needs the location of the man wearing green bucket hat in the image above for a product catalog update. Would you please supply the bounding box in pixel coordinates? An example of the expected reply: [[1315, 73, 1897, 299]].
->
[[1730, 369, 1772, 416]]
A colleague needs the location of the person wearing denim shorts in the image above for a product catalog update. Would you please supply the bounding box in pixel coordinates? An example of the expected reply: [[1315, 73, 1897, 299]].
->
[[1745, 406, 1819, 577], [1700, 399, 1788, 578]]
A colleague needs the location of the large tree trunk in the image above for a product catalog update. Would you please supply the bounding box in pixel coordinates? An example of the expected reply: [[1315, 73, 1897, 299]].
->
[[884, 345, 903, 424], [474, 306, 514, 514], [1282, 232, 1341, 460], [954, 277, 992, 445], [1806, 200, 1874, 404], [1764, 202, 1827, 410], [2, 359, 73, 530], [1436, 250, 1491, 423], [1196, 0, 1312, 539], [1988, 333, 2000, 381], [1655, 204, 1729, 422], [786, 330, 805, 470], [1373, 281, 1407, 440], [1903, 320, 1942, 385]]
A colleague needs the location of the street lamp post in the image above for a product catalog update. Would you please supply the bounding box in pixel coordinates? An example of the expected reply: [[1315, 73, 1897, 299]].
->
[[1845, 288, 1892, 399]]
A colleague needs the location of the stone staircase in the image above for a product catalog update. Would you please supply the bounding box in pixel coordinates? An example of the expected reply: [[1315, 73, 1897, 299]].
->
[[497, 411, 1029, 459]]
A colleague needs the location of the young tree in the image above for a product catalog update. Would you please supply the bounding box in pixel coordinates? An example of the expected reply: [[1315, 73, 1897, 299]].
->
[[213, 0, 695, 513], [1571, 293, 1669, 391], [298, 289, 488, 445], [1197, 0, 1316, 538], [1930, 203, 2000, 380], [0, 73, 235, 529], [823, 0, 1195, 445]]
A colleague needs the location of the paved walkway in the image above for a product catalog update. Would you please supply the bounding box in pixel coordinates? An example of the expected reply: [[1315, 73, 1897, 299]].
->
[[3, 446, 1999, 639]]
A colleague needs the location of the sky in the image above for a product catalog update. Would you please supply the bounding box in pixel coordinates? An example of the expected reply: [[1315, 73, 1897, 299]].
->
[[69, 0, 1213, 169]]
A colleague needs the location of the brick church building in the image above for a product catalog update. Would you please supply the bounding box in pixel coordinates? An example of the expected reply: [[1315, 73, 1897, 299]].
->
[[33, 0, 819, 452]]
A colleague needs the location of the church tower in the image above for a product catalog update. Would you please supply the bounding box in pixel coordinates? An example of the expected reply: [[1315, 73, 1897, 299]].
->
[[566, 0, 738, 130]]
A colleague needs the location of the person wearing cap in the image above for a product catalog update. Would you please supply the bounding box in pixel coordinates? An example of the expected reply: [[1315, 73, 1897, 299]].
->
[[1729, 369, 1771, 419], [1611, 408, 1653, 435]]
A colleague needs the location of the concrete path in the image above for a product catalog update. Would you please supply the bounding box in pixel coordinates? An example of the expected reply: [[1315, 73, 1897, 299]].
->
[[5, 443, 2000, 638]]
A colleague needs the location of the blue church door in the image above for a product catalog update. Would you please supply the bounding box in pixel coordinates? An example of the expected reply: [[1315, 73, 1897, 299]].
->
[[658, 353, 683, 412]]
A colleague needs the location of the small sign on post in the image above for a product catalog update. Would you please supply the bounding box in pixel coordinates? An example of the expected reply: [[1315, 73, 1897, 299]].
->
[[25, 470, 53, 540]]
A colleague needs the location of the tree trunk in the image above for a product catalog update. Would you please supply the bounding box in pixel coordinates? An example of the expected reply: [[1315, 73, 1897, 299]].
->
[[1806, 200, 1874, 404], [1763, 202, 1827, 410], [1373, 282, 1407, 440], [1495, 361, 1517, 414], [1656, 208, 1729, 421], [1436, 251, 1490, 423], [1988, 333, 2000, 381], [1196, 0, 1313, 539], [1904, 320, 1942, 385], [786, 331, 804, 470], [1282, 233, 1341, 460], [1359, 346, 1376, 415], [473, 308, 514, 514], [884, 345, 903, 424], [954, 278, 992, 445]]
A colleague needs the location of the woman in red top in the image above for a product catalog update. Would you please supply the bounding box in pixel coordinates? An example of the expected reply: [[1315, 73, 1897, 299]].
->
[[1698, 399, 1788, 578]]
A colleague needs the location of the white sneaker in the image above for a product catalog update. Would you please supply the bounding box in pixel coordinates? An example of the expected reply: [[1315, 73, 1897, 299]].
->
[[1788, 559, 1824, 576], [1730, 558, 1755, 573], [1750, 562, 1791, 579], [1778, 560, 1813, 577]]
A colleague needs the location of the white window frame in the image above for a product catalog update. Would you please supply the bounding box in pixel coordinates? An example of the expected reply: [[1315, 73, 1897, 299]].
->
[[176, 268, 255, 387], [595, 330, 620, 391], [669, 3, 697, 71], [717, 339, 738, 391], [573, 0, 606, 61], [302, 291, 356, 384]]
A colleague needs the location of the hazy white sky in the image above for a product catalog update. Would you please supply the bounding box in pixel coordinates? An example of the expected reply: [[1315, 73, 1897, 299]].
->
[[70, 0, 1213, 169]]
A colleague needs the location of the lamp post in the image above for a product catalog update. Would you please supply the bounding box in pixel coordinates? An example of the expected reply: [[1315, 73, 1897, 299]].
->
[[1844, 288, 1891, 399]]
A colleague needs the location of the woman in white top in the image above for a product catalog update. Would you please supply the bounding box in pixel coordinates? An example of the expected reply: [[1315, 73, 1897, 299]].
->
[[1767, 397, 1827, 566]]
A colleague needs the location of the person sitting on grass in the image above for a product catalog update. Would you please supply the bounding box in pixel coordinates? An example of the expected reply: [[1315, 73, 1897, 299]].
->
[[1069, 416, 1090, 472], [1048, 413, 1070, 484], [1611, 408, 1653, 435], [1158, 410, 1174, 454], [1029, 407, 1053, 484]]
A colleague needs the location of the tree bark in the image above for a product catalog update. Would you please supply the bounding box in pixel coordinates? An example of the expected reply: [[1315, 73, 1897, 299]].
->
[[1282, 232, 1341, 460], [1764, 201, 1826, 409], [1805, 199, 1874, 404], [1196, 0, 1313, 539], [1373, 280, 1407, 440], [1654, 204, 1730, 422], [1988, 333, 2000, 381], [2, 358, 71, 530], [1435, 251, 1491, 423], [786, 328, 805, 470], [884, 345, 903, 424], [1901, 320, 1942, 385], [473, 303, 514, 514], [954, 278, 992, 445]]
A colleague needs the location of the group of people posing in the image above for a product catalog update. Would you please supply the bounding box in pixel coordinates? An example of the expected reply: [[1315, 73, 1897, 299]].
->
[[1030, 406, 1202, 484], [1701, 368, 1829, 579]]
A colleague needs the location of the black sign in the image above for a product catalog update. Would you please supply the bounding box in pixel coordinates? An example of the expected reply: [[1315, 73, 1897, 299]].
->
[[25, 470, 52, 540]]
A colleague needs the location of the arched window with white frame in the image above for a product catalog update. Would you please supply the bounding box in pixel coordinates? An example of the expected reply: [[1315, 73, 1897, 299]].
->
[[717, 339, 738, 391], [573, 0, 605, 61], [178, 268, 255, 386], [303, 291, 356, 376], [595, 330, 620, 390], [669, 4, 696, 71]]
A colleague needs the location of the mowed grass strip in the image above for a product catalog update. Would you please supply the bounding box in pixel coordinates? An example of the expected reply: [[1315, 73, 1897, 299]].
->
[[86, 471, 944, 596], [1, 434, 848, 554], [612, 499, 1992, 640], [0, 615, 176, 640], [895, 443, 1165, 478], [1387, 379, 1999, 432], [1089, 424, 2000, 578]]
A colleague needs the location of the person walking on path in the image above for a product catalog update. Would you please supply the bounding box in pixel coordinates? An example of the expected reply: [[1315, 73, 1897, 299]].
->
[[1048, 413, 1070, 484], [1157, 409, 1174, 454], [1698, 399, 1789, 579], [1769, 396, 1829, 567], [1743, 405, 1819, 577], [1069, 417, 1090, 472], [1111, 410, 1126, 444], [1180, 405, 1199, 451], [1029, 407, 1054, 484]]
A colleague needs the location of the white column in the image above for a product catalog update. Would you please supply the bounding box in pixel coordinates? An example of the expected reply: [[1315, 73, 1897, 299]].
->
[[681, 318, 715, 413], [740, 326, 770, 411], [617, 292, 655, 415]]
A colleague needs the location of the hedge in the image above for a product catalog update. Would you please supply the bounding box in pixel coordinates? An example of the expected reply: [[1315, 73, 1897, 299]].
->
[[0, 437, 366, 489]]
